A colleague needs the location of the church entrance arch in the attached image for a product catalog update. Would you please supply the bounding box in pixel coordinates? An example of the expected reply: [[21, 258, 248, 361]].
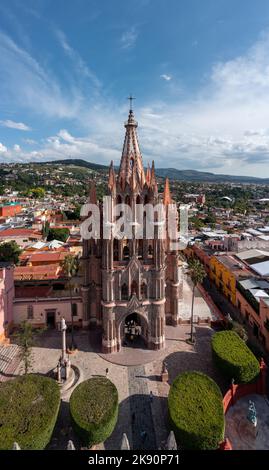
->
[[119, 311, 148, 349]]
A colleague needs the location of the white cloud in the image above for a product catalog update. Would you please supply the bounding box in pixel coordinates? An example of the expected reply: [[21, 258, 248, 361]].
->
[[0, 119, 31, 131], [13, 144, 21, 152], [0, 143, 7, 153], [160, 74, 172, 81], [120, 27, 138, 49]]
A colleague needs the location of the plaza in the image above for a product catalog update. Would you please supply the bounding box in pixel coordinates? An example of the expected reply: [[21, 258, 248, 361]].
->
[[7, 322, 225, 450]]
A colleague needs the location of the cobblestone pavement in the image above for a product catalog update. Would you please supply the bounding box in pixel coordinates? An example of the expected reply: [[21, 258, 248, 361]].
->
[[11, 324, 227, 450], [225, 394, 269, 449]]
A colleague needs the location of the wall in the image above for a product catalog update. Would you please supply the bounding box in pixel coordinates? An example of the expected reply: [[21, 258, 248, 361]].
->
[[0, 204, 22, 217], [13, 297, 83, 329], [259, 299, 269, 351], [0, 267, 14, 342], [209, 257, 236, 305]]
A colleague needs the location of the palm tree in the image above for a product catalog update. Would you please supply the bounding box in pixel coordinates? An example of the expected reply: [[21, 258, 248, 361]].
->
[[187, 257, 206, 344], [61, 254, 79, 350]]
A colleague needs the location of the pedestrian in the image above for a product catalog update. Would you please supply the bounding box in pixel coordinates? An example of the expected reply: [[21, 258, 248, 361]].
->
[[149, 391, 153, 403], [105, 367, 109, 377]]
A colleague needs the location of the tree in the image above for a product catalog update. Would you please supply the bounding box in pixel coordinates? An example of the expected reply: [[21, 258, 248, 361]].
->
[[64, 205, 81, 220], [42, 220, 50, 238], [47, 228, 69, 242], [186, 257, 206, 344], [0, 241, 22, 265], [15, 322, 35, 375], [29, 187, 45, 199], [61, 254, 79, 350]]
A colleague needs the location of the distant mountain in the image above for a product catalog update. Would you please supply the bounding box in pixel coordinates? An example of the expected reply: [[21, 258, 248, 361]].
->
[[46, 159, 269, 184], [155, 168, 269, 183], [43, 158, 108, 172]]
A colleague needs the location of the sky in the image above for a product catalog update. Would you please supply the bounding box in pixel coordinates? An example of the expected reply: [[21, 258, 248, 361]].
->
[[1, 0, 269, 177]]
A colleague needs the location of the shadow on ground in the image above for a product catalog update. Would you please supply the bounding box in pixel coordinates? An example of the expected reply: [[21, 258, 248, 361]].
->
[[164, 326, 229, 394], [46, 399, 79, 450], [105, 394, 168, 451]]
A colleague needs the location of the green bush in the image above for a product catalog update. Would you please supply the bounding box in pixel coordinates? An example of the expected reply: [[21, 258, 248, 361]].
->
[[0, 374, 60, 449], [168, 371, 224, 450], [212, 330, 260, 384], [70, 377, 118, 446]]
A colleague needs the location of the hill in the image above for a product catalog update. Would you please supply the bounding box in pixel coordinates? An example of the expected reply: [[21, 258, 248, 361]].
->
[[45, 159, 269, 184]]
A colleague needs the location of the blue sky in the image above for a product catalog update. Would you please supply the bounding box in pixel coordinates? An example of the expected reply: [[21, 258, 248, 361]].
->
[[1, 0, 269, 176]]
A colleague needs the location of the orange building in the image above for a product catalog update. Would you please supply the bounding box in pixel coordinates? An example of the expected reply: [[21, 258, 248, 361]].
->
[[0, 203, 22, 217]]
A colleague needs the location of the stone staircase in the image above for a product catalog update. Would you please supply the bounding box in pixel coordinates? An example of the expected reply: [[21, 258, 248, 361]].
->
[[0, 344, 21, 382]]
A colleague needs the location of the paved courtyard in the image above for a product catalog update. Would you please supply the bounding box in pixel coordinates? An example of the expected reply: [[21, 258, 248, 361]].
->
[[179, 274, 216, 322], [225, 394, 269, 450], [8, 323, 227, 450]]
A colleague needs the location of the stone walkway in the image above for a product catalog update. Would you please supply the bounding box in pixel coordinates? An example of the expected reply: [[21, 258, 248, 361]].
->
[[128, 366, 157, 450]]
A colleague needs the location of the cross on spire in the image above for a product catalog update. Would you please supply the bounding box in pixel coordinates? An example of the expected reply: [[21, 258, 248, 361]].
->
[[127, 94, 135, 111]]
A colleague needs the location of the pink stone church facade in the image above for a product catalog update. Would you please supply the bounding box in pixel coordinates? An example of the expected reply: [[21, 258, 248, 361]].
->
[[81, 108, 180, 353]]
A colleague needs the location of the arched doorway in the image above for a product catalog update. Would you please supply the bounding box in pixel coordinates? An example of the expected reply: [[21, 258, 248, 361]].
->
[[122, 312, 148, 348]]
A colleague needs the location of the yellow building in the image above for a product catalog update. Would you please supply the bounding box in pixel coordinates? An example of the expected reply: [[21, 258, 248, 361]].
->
[[209, 254, 251, 306]]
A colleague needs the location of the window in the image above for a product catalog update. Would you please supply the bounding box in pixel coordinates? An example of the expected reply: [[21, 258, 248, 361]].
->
[[141, 282, 148, 299], [113, 239, 119, 261], [138, 239, 143, 259], [27, 305, 33, 320], [123, 245, 130, 260], [131, 280, 139, 297], [71, 303, 77, 316], [121, 283, 128, 300], [148, 245, 153, 258]]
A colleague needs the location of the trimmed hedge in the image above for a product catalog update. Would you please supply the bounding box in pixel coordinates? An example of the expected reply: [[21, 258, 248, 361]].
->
[[212, 330, 260, 384], [0, 374, 60, 450], [168, 371, 224, 450], [70, 377, 118, 446]]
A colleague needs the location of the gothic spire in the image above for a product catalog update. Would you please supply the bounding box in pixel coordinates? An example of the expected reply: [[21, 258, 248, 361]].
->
[[118, 109, 145, 189], [150, 160, 157, 191], [163, 177, 172, 205], [89, 180, 97, 204], [146, 163, 151, 186], [131, 158, 138, 190], [108, 160, 116, 192]]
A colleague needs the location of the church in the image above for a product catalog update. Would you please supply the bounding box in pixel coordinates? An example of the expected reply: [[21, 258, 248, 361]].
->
[[81, 105, 180, 353]]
